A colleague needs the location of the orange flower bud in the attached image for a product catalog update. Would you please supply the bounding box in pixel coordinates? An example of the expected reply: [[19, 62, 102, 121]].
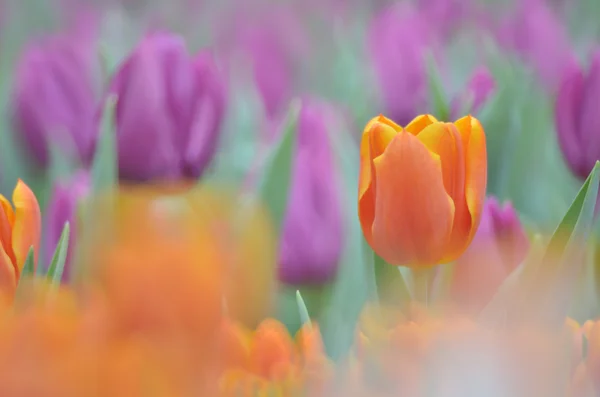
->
[[358, 114, 487, 266], [0, 180, 41, 297]]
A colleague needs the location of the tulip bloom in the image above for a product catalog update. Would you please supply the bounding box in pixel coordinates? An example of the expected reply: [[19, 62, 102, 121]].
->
[[358, 114, 487, 266], [450, 197, 529, 313], [11, 18, 100, 168], [109, 31, 227, 182], [368, 5, 440, 125], [555, 50, 600, 180], [218, 318, 332, 396], [450, 67, 496, 120], [278, 100, 343, 285], [0, 180, 42, 297], [498, 0, 574, 92]]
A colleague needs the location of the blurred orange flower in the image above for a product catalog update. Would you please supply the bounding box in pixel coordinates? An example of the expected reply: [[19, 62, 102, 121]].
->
[[218, 318, 333, 396], [0, 180, 41, 299], [353, 303, 577, 397], [358, 114, 487, 267]]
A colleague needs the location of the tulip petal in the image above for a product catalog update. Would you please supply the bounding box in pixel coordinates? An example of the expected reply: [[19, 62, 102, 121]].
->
[[358, 118, 397, 247], [11, 180, 42, 276], [371, 131, 454, 265], [453, 116, 487, 260], [0, 202, 16, 267], [417, 122, 471, 261], [555, 60, 586, 177], [250, 319, 295, 378], [581, 52, 600, 174], [405, 114, 438, 135], [0, 247, 16, 300], [0, 196, 15, 227]]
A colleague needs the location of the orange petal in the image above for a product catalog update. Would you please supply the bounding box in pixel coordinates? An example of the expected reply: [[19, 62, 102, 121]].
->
[[0, 196, 15, 226], [219, 319, 251, 370], [405, 114, 438, 135], [0, 201, 15, 267], [371, 131, 455, 266], [295, 324, 324, 361], [0, 245, 16, 301], [453, 116, 488, 256], [358, 118, 398, 248], [417, 122, 471, 262], [249, 319, 295, 379], [11, 180, 41, 276]]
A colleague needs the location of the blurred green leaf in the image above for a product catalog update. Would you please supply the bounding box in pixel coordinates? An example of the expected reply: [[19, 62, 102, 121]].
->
[[91, 95, 118, 194], [425, 52, 450, 121], [319, 114, 372, 360], [482, 162, 600, 326], [296, 290, 312, 328], [372, 253, 411, 306], [46, 222, 70, 286], [257, 100, 301, 233], [20, 246, 35, 278]]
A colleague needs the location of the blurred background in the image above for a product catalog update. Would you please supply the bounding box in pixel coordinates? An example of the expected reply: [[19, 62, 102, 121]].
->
[[1, 0, 600, 395]]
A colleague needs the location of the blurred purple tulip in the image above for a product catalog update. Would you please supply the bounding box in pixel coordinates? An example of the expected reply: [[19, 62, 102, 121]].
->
[[44, 171, 91, 282], [498, 0, 574, 91], [278, 99, 343, 285], [450, 197, 529, 314], [450, 67, 496, 119], [368, 4, 439, 126], [12, 15, 100, 168], [555, 50, 600, 180], [216, 6, 309, 121], [109, 31, 226, 182], [416, 0, 473, 34]]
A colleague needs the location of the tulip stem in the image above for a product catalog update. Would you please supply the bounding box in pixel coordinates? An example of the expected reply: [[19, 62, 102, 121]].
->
[[412, 268, 434, 306]]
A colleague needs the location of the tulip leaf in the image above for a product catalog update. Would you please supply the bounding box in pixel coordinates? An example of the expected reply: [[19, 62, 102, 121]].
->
[[481, 162, 600, 326], [425, 52, 450, 121], [296, 290, 312, 328], [46, 222, 70, 286], [526, 160, 600, 323], [372, 253, 412, 306], [91, 95, 118, 194], [318, 115, 372, 360], [257, 100, 301, 232], [21, 246, 36, 278]]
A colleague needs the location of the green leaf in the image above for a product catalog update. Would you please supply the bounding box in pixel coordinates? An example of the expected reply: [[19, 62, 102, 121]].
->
[[257, 100, 301, 232], [318, 113, 371, 360], [481, 162, 600, 326], [296, 290, 312, 328], [91, 95, 118, 194], [20, 246, 36, 278], [425, 52, 450, 121], [372, 252, 411, 306], [46, 222, 70, 286]]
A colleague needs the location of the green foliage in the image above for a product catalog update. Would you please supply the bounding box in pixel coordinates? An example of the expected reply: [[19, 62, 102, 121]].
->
[[46, 222, 70, 286]]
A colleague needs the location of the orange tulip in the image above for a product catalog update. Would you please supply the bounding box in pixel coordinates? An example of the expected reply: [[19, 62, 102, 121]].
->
[[358, 114, 487, 266], [0, 180, 41, 297]]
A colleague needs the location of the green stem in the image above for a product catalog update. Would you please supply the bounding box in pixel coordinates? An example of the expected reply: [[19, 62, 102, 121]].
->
[[412, 268, 435, 305]]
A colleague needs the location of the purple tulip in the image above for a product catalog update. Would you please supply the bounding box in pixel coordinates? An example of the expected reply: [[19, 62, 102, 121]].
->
[[109, 31, 226, 182], [498, 0, 574, 91], [450, 67, 496, 119], [44, 170, 91, 282], [555, 50, 600, 180], [450, 197, 529, 314], [278, 99, 343, 285], [216, 6, 308, 121], [416, 0, 473, 35], [12, 16, 100, 168], [368, 4, 440, 126]]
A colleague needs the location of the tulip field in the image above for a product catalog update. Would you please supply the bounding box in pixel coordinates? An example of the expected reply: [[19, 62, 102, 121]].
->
[[2, 0, 600, 395]]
